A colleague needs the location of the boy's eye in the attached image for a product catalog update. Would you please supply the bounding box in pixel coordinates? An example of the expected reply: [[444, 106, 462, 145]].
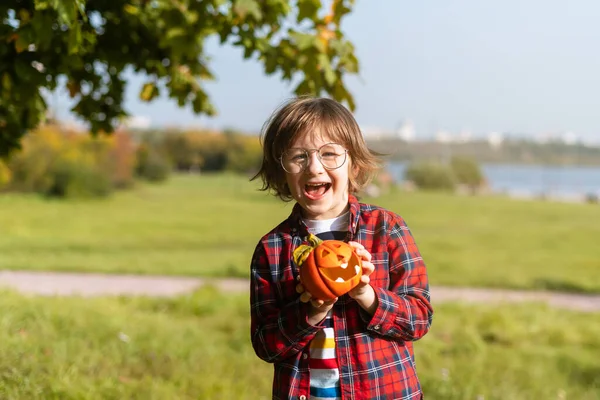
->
[[285, 152, 306, 163], [290, 153, 307, 162]]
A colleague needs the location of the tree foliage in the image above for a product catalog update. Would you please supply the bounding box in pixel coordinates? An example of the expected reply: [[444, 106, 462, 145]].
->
[[0, 0, 359, 156]]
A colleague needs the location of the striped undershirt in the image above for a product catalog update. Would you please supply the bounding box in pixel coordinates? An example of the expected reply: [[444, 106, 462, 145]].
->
[[302, 211, 349, 400]]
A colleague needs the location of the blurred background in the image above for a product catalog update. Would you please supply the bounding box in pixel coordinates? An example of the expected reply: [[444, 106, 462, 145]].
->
[[1, 1, 599, 399]]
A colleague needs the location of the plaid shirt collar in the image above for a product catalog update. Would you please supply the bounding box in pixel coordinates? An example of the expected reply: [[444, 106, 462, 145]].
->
[[287, 194, 361, 239]]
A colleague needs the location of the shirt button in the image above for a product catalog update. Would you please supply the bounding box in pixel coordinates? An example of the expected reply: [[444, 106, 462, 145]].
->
[[299, 396, 307, 400], [373, 324, 381, 331], [302, 353, 308, 360]]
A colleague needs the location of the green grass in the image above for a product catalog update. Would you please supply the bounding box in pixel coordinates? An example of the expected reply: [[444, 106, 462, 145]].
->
[[0, 289, 598, 400], [1, 173, 600, 292]]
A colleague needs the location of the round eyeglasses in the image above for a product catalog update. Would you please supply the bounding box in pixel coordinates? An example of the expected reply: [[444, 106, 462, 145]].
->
[[280, 143, 348, 174]]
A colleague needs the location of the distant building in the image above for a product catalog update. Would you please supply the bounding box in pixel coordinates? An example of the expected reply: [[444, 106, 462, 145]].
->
[[457, 129, 472, 143], [560, 131, 578, 145], [361, 126, 392, 139], [487, 132, 503, 149], [435, 130, 452, 143], [395, 120, 416, 142], [121, 115, 152, 130]]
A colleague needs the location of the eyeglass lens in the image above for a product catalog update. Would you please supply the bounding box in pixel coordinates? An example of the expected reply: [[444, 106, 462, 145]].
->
[[281, 143, 346, 173]]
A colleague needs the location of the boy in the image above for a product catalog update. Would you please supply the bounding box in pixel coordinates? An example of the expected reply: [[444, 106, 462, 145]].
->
[[250, 96, 433, 400]]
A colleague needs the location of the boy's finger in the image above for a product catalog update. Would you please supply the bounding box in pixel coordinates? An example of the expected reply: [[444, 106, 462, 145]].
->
[[359, 248, 372, 262], [300, 292, 312, 303], [310, 298, 324, 308], [348, 241, 364, 250], [361, 261, 375, 275], [296, 283, 305, 294]]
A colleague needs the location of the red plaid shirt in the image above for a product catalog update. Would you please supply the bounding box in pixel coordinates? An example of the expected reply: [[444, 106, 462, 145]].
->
[[250, 195, 433, 400]]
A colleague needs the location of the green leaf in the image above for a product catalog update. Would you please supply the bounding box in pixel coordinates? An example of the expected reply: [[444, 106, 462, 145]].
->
[[331, 0, 354, 26], [1, 73, 11, 93], [123, 4, 139, 15], [289, 31, 317, 51], [68, 26, 82, 54], [297, 0, 320, 22], [166, 27, 187, 41], [234, 0, 262, 20], [294, 79, 315, 96], [318, 53, 336, 86]]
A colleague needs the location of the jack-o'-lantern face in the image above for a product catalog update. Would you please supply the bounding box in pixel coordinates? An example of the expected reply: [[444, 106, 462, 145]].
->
[[294, 236, 362, 301]]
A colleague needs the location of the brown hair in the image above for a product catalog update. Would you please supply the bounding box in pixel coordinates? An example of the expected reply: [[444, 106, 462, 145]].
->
[[251, 96, 382, 201]]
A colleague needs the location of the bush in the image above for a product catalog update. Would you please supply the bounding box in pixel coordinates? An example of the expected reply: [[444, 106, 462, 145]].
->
[[45, 159, 112, 198], [450, 156, 484, 189], [135, 144, 171, 182], [0, 161, 11, 190], [224, 133, 262, 174], [585, 193, 599, 204], [157, 129, 260, 174], [103, 131, 137, 189], [160, 131, 202, 171], [159, 130, 229, 172], [5, 124, 135, 198], [404, 162, 456, 191]]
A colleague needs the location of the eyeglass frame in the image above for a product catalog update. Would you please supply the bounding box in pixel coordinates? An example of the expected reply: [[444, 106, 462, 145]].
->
[[279, 142, 348, 174]]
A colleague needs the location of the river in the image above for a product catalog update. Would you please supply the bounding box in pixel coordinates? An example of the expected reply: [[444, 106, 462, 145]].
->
[[386, 162, 600, 201]]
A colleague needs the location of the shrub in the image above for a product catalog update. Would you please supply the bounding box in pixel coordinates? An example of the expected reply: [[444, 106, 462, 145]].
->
[[6, 124, 134, 198], [585, 193, 599, 204], [135, 144, 171, 182], [224, 133, 262, 174], [450, 156, 484, 190], [0, 160, 11, 190], [404, 161, 456, 191], [103, 131, 137, 189], [45, 158, 112, 198], [161, 131, 202, 171], [194, 131, 228, 171], [159, 130, 229, 172]]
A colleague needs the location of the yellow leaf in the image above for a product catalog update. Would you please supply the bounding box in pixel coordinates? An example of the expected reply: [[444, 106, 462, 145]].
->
[[139, 82, 157, 102], [293, 245, 314, 267], [123, 5, 139, 15], [292, 234, 323, 266]]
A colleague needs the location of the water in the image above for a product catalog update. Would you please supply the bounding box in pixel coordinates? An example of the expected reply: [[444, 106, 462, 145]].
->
[[386, 162, 600, 200]]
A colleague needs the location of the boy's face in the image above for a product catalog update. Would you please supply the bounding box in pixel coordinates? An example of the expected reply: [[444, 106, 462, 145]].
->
[[284, 130, 351, 220]]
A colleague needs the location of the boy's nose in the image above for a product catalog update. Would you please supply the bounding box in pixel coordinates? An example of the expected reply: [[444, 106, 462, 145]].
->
[[305, 151, 324, 174]]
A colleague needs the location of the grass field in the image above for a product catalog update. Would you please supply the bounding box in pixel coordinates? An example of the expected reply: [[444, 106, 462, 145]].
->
[[1, 288, 598, 400], [2, 173, 599, 399], [1, 173, 599, 293]]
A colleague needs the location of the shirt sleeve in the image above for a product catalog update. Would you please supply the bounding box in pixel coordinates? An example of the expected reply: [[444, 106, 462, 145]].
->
[[250, 241, 322, 363], [365, 215, 433, 341]]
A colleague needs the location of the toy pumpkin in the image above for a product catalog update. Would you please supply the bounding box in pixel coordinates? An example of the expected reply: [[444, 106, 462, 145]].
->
[[293, 234, 363, 301]]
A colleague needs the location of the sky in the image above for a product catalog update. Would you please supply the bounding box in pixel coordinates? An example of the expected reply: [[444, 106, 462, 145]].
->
[[49, 0, 600, 144]]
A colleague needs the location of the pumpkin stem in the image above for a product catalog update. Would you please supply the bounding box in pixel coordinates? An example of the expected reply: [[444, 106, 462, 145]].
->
[[307, 233, 323, 247], [293, 233, 323, 266]]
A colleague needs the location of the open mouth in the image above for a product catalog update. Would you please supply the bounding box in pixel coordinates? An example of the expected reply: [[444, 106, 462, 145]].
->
[[304, 182, 331, 200]]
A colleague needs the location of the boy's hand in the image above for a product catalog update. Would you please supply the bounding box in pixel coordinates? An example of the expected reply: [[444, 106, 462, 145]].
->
[[347, 241, 378, 314], [296, 280, 337, 324], [296, 280, 337, 308]]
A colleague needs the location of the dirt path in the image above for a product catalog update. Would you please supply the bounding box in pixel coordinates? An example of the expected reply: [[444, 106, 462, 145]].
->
[[1, 270, 600, 312]]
